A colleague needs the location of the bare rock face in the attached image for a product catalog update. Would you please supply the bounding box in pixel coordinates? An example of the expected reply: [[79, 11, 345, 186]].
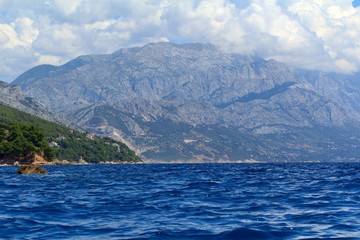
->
[[12, 42, 360, 162], [17, 164, 48, 175], [0, 81, 75, 128]]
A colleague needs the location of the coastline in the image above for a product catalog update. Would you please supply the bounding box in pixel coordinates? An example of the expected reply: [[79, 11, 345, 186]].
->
[[0, 159, 144, 167]]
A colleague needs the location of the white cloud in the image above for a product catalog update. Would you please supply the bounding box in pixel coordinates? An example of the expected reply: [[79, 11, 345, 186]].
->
[[0, 17, 38, 49], [335, 58, 358, 72], [0, 0, 359, 82], [35, 54, 62, 66], [0, 23, 19, 48], [53, 0, 82, 16], [33, 24, 80, 55], [13, 18, 39, 47], [288, 0, 360, 72]]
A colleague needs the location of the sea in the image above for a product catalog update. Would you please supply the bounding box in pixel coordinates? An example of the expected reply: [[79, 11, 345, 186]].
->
[[0, 163, 360, 240]]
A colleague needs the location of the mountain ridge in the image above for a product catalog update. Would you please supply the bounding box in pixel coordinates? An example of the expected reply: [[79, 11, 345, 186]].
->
[[12, 42, 360, 162], [0, 81, 75, 128]]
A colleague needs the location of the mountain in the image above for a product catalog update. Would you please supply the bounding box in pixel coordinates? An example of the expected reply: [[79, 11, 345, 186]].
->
[[0, 104, 141, 164], [0, 81, 73, 128], [12, 42, 360, 162]]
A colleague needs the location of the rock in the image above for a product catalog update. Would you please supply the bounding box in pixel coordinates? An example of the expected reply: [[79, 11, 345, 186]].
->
[[17, 164, 48, 174], [15, 154, 48, 165], [50, 159, 71, 165], [32, 154, 48, 165], [1, 154, 50, 166]]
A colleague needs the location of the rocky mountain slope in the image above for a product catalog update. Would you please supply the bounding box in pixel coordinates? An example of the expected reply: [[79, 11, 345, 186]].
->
[[12, 42, 360, 162], [0, 81, 73, 127]]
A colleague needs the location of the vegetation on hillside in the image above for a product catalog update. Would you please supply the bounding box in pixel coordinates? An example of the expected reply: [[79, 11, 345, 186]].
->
[[0, 122, 54, 161], [0, 104, 141, 163]]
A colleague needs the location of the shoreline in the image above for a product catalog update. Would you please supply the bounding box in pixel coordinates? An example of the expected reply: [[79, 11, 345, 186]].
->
[[0, 160, 143, 167], [2, 160, 358, 167]]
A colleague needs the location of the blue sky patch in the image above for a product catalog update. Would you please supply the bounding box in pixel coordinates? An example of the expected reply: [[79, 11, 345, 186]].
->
[[353, 0, 360, 8]]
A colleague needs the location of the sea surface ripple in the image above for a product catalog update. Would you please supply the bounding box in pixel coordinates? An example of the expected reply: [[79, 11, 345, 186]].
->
[[0, 163, 360, 239]]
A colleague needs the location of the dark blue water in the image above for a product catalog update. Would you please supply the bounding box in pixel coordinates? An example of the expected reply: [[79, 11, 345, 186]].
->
[[1, 163, 360, 239]]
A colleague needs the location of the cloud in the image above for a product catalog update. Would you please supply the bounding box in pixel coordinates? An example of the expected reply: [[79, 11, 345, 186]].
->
[[53, 0, 82, 16], [163, 0, 360, 74], [287, 0, 360, 72], [0, 0, 359, 82]]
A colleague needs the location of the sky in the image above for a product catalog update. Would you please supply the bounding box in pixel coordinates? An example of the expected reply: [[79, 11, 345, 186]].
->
[[0, 0, 360, 82]]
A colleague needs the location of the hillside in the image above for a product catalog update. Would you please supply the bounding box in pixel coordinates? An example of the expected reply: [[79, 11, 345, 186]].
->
[[12, 42, 360, 162], [0, 81, 74, 127], [0, 104, 141, 164]]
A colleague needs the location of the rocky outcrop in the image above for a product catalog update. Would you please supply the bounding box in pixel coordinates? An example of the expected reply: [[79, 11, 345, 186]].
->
[[16, 154, 48, 165], [12, 42, 360, 162], [0, 154, 49, 166], [17, 164, 48, 174]]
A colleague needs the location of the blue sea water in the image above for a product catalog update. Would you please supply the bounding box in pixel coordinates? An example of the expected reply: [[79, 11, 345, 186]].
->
[[0, 163, 360, 239]]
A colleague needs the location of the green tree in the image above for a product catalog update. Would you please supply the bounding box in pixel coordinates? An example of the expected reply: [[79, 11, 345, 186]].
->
[[0, 122, 54, 161]]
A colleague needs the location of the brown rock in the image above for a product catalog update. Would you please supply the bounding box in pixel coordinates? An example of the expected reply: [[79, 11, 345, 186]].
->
[[17, 164, 48, 174], [32, 154, 48, 165], [16, 154, 48, 165]]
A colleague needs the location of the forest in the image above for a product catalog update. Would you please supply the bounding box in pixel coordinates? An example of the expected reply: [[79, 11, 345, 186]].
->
[[0, 104, 141, 163]]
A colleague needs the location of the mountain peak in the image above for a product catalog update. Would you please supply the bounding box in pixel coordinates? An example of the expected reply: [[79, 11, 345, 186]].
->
[[111, 42, 219, 61], [143, 42, 217, 51], [12, 42, 360, 162]]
